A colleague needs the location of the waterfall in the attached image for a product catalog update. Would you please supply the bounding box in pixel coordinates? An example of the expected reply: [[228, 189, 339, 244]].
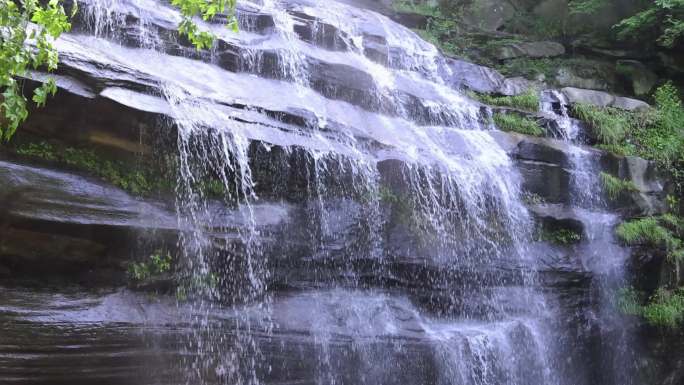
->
[[540, 92, 639, 384], [46, 0, 642, 384], [541, 90, 604, 209]]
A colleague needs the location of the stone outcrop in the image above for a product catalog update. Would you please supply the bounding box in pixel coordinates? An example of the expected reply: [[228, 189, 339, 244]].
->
[[495, 41, 566, 60], [561, 87, 650, 111]]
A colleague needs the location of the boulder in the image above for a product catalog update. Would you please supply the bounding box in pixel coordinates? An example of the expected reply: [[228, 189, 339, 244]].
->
[[515, 140, 571, 168], [447, 59, 507, 94], [623, 156, 667, 215], [561, 87, 650, 111], [616, 60, 658, 96], [555, 68, 610, 91], [496, 41, 566, 60], [500, 76, 539, 96], [613, 96, 652, 111], [528, 204, 585, 236], [447, 59, 538, 95], [463, 0, 517, 31]]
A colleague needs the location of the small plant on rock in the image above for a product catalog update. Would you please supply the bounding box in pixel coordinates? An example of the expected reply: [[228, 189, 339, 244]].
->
[[600, 172, 638, 201], [571, 103, 629, 145], [617, 286, 684, 328], [616, 216, 684, 261], [128, 250, 174, 282], [493, 113, 544, 137], [472, 89, 540, 112], [540, 228, 582, 245]]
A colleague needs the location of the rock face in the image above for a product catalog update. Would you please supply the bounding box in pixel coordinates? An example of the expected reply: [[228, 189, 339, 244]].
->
[[0, 0, 674, 384], [447, 59, 535, 95], [617, 60, 659, 96], [0, 158, 176, 275], [495, 41, 566, 60], [561, 87, 650, 111]]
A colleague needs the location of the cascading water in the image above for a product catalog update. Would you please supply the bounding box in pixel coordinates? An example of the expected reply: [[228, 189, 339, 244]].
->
[[540, 93, 640, 385], [29, 0, 645, 384], [541, 90, 604, 209]]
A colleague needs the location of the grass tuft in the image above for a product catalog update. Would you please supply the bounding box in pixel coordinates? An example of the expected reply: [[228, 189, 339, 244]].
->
[[617, 286, 684, 328], [642, 289, 684, 328], [571, 103, 629, 145], [493, 113, 544, 136], [472, 89, 540, 112], [616, 217, 682, 257], [600, 172, 638, 201]]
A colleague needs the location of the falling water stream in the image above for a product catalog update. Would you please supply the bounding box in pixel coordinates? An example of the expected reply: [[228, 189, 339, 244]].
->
[[0, 0, 644, 384]]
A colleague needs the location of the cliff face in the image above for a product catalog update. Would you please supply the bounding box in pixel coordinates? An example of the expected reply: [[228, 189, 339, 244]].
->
[[0, 0, 681, 384]]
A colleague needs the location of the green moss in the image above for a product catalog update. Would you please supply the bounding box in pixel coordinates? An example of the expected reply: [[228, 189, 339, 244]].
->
[[472, 89, 540, 112], [493, 113, 544, 136], [617, 214, 684, 263], [15, 141, 58, 161], [600, 172, 638, 201], [540, 228, 582, 245], [412, 17, 468, 57], [380, 187, 417, 226], [13, 141, 171, 196]]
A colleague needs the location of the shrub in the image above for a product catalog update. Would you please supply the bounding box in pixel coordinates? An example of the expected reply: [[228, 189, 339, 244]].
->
[[493, 113, 544, 136], [631, 83, 684, 166], [600, 172, 638, 201]]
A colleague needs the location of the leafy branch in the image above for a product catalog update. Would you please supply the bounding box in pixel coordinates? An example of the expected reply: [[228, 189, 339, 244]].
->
[[0, 0, 75, 141], [172, 0, 238, 50]]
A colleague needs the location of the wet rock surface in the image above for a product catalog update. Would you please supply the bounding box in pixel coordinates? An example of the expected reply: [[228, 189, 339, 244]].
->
[[1, 0, 674, 384]]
